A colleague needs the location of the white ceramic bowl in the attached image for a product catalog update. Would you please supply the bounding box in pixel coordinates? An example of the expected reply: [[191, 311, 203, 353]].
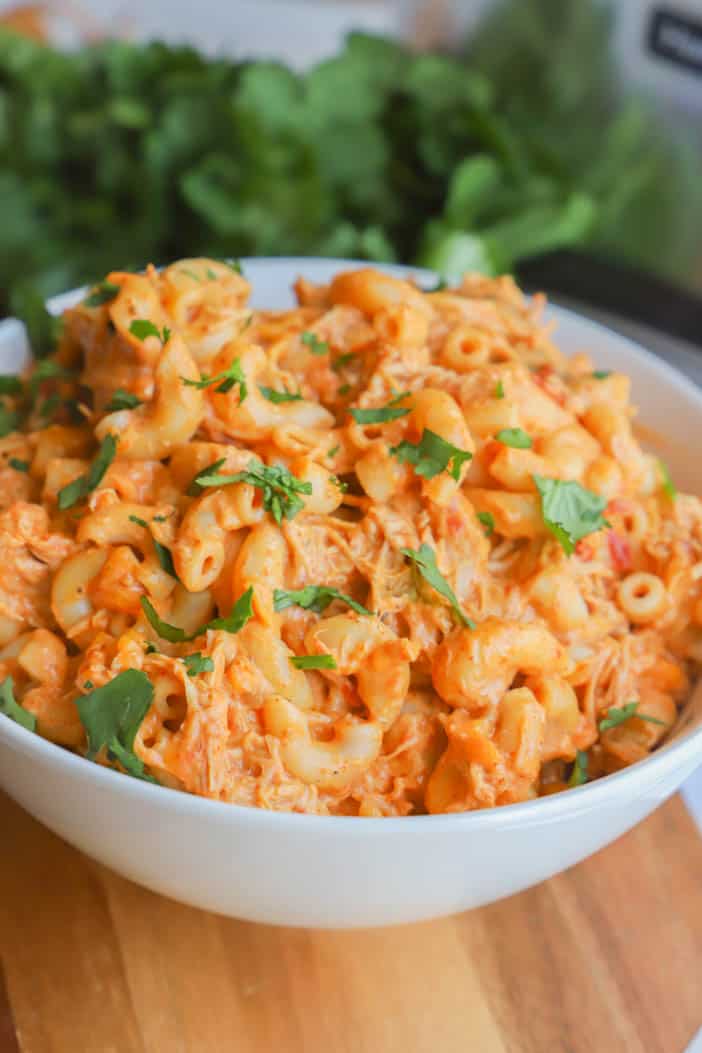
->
[[1, 258, 702, 929]]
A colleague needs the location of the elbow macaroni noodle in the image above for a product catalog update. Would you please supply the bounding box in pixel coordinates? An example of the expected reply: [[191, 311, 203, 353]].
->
[[0, 259, 699, 815]]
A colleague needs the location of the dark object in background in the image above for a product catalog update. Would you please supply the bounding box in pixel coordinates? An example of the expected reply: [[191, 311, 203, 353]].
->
[[0, 1, 700, 328]]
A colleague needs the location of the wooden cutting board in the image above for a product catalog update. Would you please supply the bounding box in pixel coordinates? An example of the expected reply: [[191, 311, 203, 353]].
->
[[2, 790, 701, 1053]]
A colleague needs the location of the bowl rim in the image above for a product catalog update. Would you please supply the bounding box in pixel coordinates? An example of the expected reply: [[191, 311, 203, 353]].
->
[[1, 255, 701, 834]]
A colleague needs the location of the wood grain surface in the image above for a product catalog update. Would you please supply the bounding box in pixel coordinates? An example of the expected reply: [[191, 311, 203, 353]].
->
[[2, 790, 701, 1053]]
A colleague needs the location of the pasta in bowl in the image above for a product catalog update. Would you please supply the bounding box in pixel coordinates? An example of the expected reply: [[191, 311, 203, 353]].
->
[[0, 257, 699, 818]]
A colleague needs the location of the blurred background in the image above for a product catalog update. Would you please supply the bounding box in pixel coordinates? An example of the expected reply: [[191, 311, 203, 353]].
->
[[0, 0, 701, 354]]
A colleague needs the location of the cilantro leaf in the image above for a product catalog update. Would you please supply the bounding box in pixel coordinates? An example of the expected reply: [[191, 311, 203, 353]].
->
[[496, 428, 532, 449], [350, 402, 411, 425], [258, 385, 302, 404], [57, 435, 118, 510], [568, 750, 589, 787], [182, 358, 247, 400], [592, 370, 611, 379], [301, 331, 329, 355], [226, 259, 243, 274], [129, 319, 171, 343], [495, 380, 505, 399], [194, 461, 312, 524], [327, 445, 340, 459], [390, 428, 472, 480], [84, 281, 121, 308], [599, 701, 667, 732], [106, 389, 143, 411], [9, 458, 29, 473], [130, 516, 179, 581], [533, 475, 609, 555], [332, 352, 356, 372], [75, 669, 154, 782], [401, 543, 475, 628], [0, 376, 22, 395], [187, 458, 226, 497], [140, 587, 254, 642], [658, 459, 677, 500], [477, 511, 495, 536], [0, 676, 36, 732], [274, 586, 371, 616], [183, 653, 214, 677], [290, 654, 337, 670]]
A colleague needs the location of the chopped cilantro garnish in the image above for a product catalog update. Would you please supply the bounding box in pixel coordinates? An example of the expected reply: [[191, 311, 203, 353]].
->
[[592, 370, 611, 379], [568, 750, 589, 787], [390, 428, 472, 480], [658, 459, 677, 500], [327, 445, 340, 459], [140, 587, 253, 643], [187, 458, 226, 497], [301, 331, 329, 356], [599, 701, 667, 732], [349, 401, 411, 425], [106, 389, 143, 411], [496, 428, 532, 449], [182, 358, 247, 400], [84, 280, 121, 308], [129, 516, 179, 580], [477, 511, 495, 536], [495, 380, 505, 399], [332, 352, 356, 372], [0, 676, 36, 732], [533, 475, 609, 555], [258, 385, 302, 404], [57, 435, 118, 510], [338, 384, 351, 396], [75, 669, 155, 782], [274, 586, 371, 616], [401, 543, 475, 628], [193, 461, 312, 524], [290, 654, 337, 670], [226, 259, 242, 274], [183, 653, 214, 677], [129, 319, 171, 343]]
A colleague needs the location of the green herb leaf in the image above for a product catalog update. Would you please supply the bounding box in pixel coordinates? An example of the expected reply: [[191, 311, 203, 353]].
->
[[332, 352, 356, 372], [106, 389, 143, 411], [401, 543, 475, 628], [495, 380, 505, 399], [183, 358, 247, 400], [274, 586, 371, 616], [592, 370, 611, 380], [57, 435, 118, 510], [84, 281, 121, 308], [140, 587, 253, 643], [129, 516, 178, 580], [129, 319, 170, 343], [226, 259, 242, 274], [187, 458, 226, 497], [28, 359, 74, 397], [350, 403, 412, 425], [301, 331, 329, 356], [290, 654, 337, 670], [0, 676, 36, 732], [75, 669, 154, 782], [390, 428, 472, 480], [194, 461, 312, 524], [599, 701, 667, 732], [327, 445, 340, 459], [496, 427, 532, 449], [568, 750, 589, 787], [0, 376, 22, 395], [338, 384, 351, 396], [533, 475, 609, 555], [658, 459, 677, 500], [258, 385, 302, 404], [477, 511, 495, 536], [183, 653, 214, 677]]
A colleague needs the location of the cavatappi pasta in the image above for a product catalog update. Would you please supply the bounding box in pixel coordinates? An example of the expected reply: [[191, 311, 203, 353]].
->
[[0, 259, 698, 815]]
